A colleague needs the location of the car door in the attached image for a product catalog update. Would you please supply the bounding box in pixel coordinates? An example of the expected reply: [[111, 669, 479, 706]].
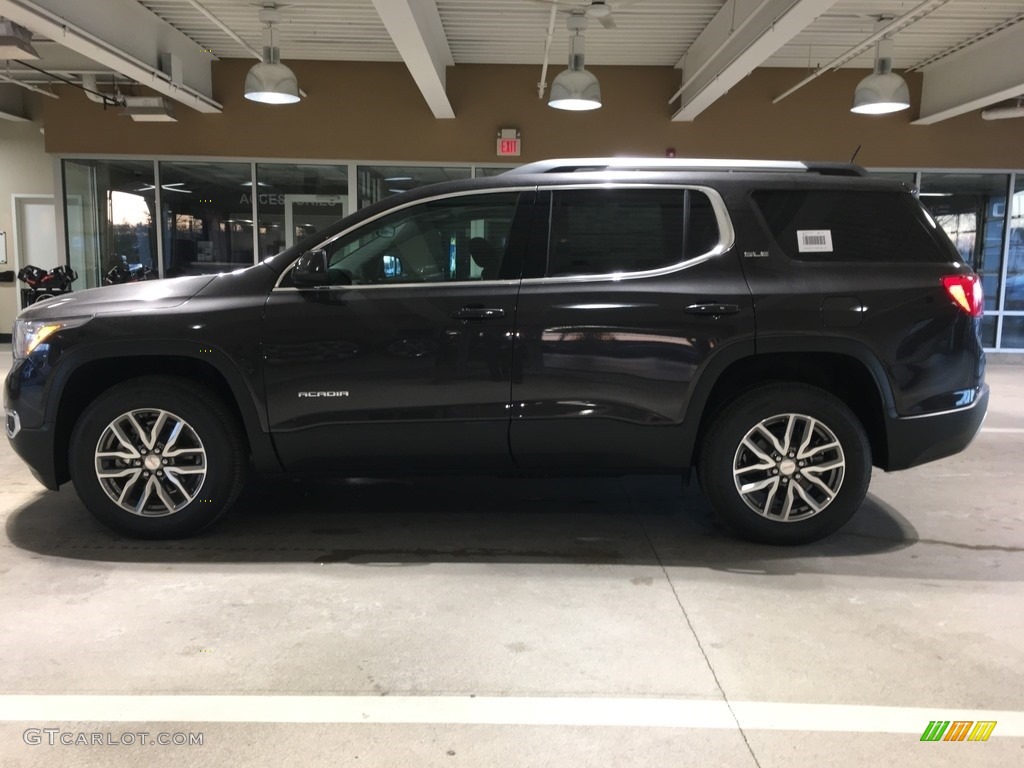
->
[[263, 190, 533, 472], [509, 184, 756, 472]]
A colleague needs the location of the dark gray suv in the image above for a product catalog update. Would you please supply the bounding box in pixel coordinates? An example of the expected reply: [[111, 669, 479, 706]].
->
[[5, 158, 988, 543]]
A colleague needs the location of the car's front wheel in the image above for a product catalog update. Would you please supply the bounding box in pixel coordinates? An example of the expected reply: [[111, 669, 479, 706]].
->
[[69, 376, 247, 538], [698, 383, 871, 544]]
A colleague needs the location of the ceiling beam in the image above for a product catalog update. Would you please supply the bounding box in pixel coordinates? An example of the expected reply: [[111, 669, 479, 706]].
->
[[913, 19, 1024, 125], [371, 0, 454, 119], [0, 0, 221, 113], [671, 0, 837, 122]]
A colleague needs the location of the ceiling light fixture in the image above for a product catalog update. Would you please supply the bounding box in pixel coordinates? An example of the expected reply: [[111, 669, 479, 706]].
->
[[0, 19, 38, 60], [981, 99, 1024, 121], [121, 96, 177, 122], [549, 11, 601, 111], [244, 5, 300, 105], [851, 21, 909, 115]]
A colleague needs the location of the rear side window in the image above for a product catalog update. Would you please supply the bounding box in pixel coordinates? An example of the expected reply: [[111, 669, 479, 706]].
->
[[752, 190, 951, 263], [546, 188, 720, 277]]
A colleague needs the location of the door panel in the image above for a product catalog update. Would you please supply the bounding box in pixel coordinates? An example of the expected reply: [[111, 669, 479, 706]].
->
[[509, 186, 755, 472], [264, 284, 519, 471], [263, 190, 531, 472]]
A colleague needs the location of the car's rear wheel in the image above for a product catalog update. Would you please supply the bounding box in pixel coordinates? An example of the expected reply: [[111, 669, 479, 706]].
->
[[69, 377, 247, 538], [698, 383, 871, 544]]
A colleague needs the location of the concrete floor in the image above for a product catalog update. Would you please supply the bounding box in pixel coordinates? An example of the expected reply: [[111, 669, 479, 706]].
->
[[1, 345, 1022, 767]]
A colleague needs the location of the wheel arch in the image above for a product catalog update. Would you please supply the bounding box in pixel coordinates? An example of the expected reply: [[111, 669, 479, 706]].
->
[[681, 339, 893, 470], [48, 344, 280, 486]]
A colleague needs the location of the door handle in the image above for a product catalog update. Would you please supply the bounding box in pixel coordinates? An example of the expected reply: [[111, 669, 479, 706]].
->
[[452, 306, 505, 321], [684, 303, 740, 316]]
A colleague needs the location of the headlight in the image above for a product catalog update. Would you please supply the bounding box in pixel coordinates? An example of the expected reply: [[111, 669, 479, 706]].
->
[[12, 317, 92, 360]]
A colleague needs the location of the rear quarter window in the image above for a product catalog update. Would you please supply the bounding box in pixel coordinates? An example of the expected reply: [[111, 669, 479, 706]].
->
[[752, 189, 954, 263]]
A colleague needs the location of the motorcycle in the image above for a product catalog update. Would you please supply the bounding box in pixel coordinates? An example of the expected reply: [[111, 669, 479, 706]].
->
[[17, 263, 78, 307], [103, 254, 155, 285]]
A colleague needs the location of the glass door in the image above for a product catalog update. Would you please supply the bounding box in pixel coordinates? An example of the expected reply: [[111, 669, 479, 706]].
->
[[284, 195, 346, 249]]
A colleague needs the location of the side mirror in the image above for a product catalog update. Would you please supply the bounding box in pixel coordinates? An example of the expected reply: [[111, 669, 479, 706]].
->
[[292, 249, 329, 287]]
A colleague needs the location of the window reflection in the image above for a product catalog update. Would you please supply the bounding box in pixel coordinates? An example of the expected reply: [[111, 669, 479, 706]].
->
[[356, 165, 471, 209], [1007, 177, 1024, 312], [63, 160, 156, 288], [159, 161, 253, 277], [919, 173, 1008, 311], [255, 164, 348, 259]]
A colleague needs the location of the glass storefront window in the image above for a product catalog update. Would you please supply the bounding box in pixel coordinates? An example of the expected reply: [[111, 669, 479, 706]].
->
[[255, 164, 348, 259], [475, 166, 516, 178], [1006, 176, 1024, 312], [1001, 316, 1024, 348], [869, 171, 917, 188], [919, 173, 1008, 312], [63, 159, 157, 289], [159, 161, 253, 277], [356, 165, 471, 209]]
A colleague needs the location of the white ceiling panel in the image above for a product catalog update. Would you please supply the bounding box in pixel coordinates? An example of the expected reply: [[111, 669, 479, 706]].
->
[[124, 0, 1024, 74], [766, 0, 1024, 70], [137, 0, 400, 61], [435, 0, 723, 66]]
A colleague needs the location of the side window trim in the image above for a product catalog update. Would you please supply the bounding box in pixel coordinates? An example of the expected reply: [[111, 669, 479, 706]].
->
[[523, 183, 735, 285]]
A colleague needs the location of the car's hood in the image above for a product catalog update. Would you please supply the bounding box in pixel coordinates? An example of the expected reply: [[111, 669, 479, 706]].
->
[[18, 275, 216, 321]]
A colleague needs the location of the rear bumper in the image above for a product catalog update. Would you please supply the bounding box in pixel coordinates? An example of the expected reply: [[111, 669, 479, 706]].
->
[[884, 384, 989, 471]]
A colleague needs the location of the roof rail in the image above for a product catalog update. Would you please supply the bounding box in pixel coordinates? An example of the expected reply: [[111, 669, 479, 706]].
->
[[503, 157, 866, 177]]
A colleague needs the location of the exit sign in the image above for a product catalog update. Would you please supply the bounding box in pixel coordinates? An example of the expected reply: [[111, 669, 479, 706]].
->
[[497, 137, 521, 157]]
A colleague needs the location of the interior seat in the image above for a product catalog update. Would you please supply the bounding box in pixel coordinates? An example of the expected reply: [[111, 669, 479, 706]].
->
[[468, 237, 502, 280]]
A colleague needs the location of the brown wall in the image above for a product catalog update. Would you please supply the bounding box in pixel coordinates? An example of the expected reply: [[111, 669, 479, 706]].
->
[[40, 59, 1024, 169]]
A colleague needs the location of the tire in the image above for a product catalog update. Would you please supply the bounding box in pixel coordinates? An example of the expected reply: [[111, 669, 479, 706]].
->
[[698, 383, 871, 545], [69, 376, 247, 539]]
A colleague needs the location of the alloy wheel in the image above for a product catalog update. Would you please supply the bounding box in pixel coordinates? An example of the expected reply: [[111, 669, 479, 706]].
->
[[732, 413, 845, 522], [93, 409, 208, 517]]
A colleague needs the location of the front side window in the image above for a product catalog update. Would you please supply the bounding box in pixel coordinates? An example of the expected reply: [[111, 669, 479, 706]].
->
[[299, 192, 520, 286], [545, 188, 719, 277]]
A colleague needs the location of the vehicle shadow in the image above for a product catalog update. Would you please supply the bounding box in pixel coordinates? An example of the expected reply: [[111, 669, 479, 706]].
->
[[6, 473, 993, 581]]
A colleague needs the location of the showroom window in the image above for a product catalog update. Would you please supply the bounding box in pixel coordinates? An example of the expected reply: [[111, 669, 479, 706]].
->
[[474, 166, 516, 178], [356, 165, 471, 210], [159, 161, 254, 277], [546, 188, 717, 277], [255, 164, 348, 259], [63, 159, 158, 289], [868, 171, 918, 189], [919, 172, 1009, 348], [1002, 176, 1024, 347]]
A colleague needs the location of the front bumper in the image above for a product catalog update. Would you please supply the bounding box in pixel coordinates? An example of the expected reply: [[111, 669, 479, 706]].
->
[[5, 417, 59, 490], [5, 358, 60, 491], [884, 384, 989, 471]]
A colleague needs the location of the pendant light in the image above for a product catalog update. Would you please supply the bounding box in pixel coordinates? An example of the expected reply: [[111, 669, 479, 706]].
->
[[244, 5, 301, 105], [851, 29, 909, 115], [549, 11, 601, 111]]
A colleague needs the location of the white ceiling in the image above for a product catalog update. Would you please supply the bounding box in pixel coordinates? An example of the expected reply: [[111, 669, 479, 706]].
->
[[2, 0, 1022, 124], [127, 0, 1024, 70]]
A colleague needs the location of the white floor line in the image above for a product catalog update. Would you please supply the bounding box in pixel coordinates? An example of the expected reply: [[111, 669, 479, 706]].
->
[[1, 696, 1022, 736], [980, 427, 1024, 434]]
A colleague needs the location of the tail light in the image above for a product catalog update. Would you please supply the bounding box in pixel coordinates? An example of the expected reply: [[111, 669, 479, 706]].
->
[[941, 274, 984, 318]]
